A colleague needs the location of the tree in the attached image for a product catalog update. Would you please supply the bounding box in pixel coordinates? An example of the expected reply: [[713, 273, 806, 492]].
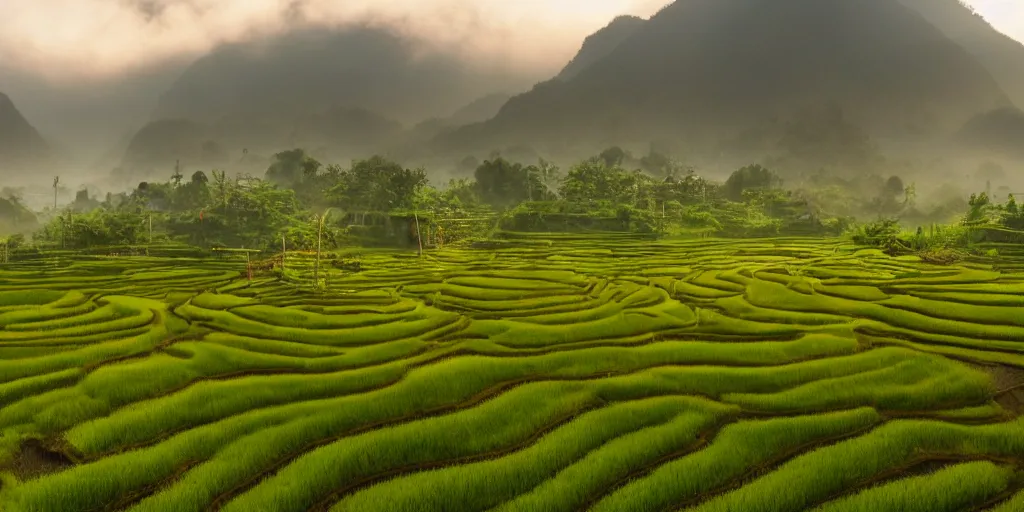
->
[[884, 176, 905, 198], [536, 158, 562, 200], [473, 157, 534, 208], [778, 103, 875, 172], [558, 159, 647, 206], [723, 165, 781, 202], [457, 155, 480, 175], [903, 182, 917, 208], [965, 192, 991, 225], [640, 149, 672, 177], [327, 156, 427, 222], [265, 149, 321, 189], [598, 146, 628, 168], [311, 208, 336, 287]]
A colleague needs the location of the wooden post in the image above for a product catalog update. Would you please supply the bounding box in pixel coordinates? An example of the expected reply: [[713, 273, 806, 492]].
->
[[281, 234, 286, 271], [413, 213, 423, 257]]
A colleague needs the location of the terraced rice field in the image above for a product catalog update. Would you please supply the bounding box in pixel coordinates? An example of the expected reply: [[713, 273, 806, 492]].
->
[[0, 235, 1023, 511]]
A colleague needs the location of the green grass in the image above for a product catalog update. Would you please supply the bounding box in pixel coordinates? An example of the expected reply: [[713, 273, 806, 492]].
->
[[1, 237, 1022, 512], [990, 488, 1024, 511], [591, 408, 883, 512], [326, 397, 728, 512], [814, 460, 1015, 512], [690, 417, 1024, 512]]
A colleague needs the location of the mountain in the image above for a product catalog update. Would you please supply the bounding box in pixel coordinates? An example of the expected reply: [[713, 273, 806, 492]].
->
[[121, 107, 406, 177], [126, 26, 543, 173], [957, 107, 1024, 160], [899, 0, 1024, 109], [556, 15, 646, 81], [446, 93, 513, 127], [120, 119, 213, 175], [445, 0, 1013, 160], [284, 107, 404, 161], [153, 27, 538, 126], [0, 93, 50, 175]]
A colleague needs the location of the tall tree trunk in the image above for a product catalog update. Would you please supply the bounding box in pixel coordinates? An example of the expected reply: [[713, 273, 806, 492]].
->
[[314, 216, 324, 285], [413, 213, 423, 257]]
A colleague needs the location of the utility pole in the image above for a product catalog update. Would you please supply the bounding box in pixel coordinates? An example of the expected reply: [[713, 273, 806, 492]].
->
[[281, 234, 286, 272], [52, 176, 59, 210]]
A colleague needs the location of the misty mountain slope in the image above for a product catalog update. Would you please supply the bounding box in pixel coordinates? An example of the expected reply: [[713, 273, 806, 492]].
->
[[405, 93, 515, 149], [153, 27, 537, 126], [900, 0, 1024, 109], [121, 119, 213, 173], [0, 92, 50, 173], [122, 106, 406, 175], [448, 0, 1012, 156], [447, 93, 514, 126], [556, 15, 646, 81], [957, 107, 1024, 160], [284, 106, 405, 160]]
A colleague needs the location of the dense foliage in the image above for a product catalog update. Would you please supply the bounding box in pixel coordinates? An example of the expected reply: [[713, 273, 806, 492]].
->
[[11, 145, 1017, 257]]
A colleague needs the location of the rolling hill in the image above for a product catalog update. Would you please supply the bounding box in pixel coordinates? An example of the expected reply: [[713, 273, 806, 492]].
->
[[152, 27, 536, 127], [0, 93, 50, 175]]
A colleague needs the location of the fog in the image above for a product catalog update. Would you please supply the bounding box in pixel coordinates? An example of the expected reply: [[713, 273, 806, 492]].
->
[[1, 0, 682, 80], [0, 0, 670, 163], [0, 0, 1020, 202]]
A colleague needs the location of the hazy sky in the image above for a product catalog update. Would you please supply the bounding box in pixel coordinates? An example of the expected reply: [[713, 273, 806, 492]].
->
[[1, 0, 1021, 84], [0, 0, 675, 84], [0, 0, 1020, 165]]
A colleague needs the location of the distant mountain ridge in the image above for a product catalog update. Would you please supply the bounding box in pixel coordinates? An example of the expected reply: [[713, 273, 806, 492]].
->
[[121, 0, 1024, 174], [555, 15, 646, 81], [899, 0, 1024, 109], [118, 26, 544, 174], [152, 27, 538, 126], [443, 0, 1014, 160], [957, 107, 1024, 160]]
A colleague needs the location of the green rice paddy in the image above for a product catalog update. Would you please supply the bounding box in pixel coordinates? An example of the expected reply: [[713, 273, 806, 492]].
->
[[0, 236, 1022, 511]]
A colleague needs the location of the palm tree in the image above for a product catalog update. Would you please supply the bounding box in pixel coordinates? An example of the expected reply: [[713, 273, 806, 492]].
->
[[312, 207, 336, 287], [537, 159, 562, 200]]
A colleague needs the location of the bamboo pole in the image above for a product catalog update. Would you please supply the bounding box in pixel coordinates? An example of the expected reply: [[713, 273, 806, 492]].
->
[[413, 213, 423, 257]]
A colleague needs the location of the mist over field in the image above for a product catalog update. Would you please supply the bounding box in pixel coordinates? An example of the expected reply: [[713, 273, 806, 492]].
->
[[0, 0, 1022, 220]]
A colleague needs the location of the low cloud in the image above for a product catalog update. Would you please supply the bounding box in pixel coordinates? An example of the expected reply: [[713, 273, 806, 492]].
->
[[0, 0, 669, 83]]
